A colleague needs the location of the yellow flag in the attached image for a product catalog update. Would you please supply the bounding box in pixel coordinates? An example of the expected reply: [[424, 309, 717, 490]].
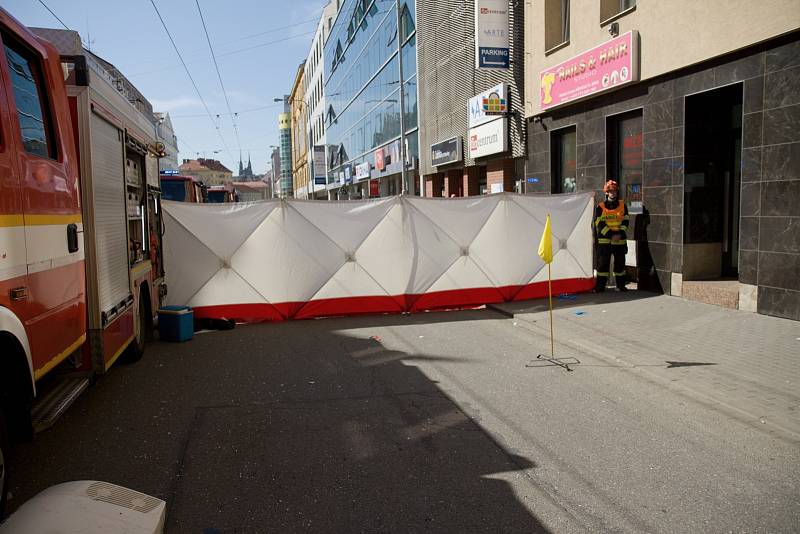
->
[[538, 214, 553, 264]]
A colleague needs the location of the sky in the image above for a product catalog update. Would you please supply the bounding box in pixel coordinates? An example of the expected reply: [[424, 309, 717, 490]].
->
[[5, 0, 327, 175]]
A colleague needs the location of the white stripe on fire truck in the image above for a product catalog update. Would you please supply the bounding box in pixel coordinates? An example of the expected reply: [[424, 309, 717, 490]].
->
[[0, 223, 85, 278], [0, 225, 27, 281]]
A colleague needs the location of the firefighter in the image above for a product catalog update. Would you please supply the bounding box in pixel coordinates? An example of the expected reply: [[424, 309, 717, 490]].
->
[[594, 180, 630, 292]]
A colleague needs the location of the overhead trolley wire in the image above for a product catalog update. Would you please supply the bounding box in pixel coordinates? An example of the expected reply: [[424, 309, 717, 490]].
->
[[36, 0, 70, 30], [148, 0, 235, 163], [194, 0, 242, 154]]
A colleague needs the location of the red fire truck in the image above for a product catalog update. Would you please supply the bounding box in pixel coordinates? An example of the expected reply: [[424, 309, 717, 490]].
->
[[0, 10, 166, 515]]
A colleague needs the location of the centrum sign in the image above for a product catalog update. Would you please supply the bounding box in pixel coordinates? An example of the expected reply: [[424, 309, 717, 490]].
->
[[469, 119, 507, 158], [539, 31, 639, 111]]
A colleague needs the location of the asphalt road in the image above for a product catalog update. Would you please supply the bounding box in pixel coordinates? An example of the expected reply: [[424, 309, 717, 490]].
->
[[7, 304, 800, 533]]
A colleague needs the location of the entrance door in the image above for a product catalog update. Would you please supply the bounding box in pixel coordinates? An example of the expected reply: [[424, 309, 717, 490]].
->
[[683, 83, 743, 279]]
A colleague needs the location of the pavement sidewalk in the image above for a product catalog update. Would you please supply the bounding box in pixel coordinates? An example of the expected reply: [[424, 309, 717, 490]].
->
[[492, 291, 800, 443]]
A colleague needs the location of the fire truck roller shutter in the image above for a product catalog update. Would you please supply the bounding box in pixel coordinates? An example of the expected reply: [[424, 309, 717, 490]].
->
[[89, 112, 131, 325]]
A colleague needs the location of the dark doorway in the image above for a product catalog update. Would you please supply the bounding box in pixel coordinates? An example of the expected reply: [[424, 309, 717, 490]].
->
[[683, 83, 743, 279]]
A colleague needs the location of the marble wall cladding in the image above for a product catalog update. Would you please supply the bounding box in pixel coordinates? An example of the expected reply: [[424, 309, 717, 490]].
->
[[672, 97, 685, 125], [528, 151, 550, 173], [763, 104, 800, 145], [644, 129, 673, 160], [763, 143, 800, 181], [713, 54, 764, 85], [742, 112, 763, 148], [761, 180, 800, 217], [758, 286, 800, 321], [758, 251, 800, 292], [759, 217, 800, 255], [740, 182, 762, 217], [739, 249, 758, 285], [577, 141, 604, 167], [577, 166, 605, 191], [524, 35, 799, 316], [764, 66, 800, 109], [674, 69, 715, 97], [643, 101, 673, 133], [743, 76, 764, 113], [672, 127, 684, 156], [578, 117, 605, 145], [739, 216, 760, 251], [741, 148, 762, 182], [766, 40, 800, 72], [643, 158, 672, 187], [643, 186, 670, 215]]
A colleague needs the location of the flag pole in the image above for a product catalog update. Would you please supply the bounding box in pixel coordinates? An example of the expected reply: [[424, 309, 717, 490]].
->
[[548, 262, 554, 358], [531, 212, 574, 371]]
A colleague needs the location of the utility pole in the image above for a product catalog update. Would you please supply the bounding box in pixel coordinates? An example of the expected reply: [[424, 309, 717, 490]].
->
[[396, 0, 408, 195]]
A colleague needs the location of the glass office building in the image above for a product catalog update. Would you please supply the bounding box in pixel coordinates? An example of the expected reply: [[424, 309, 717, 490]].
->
[[324, 0, 418, 197]]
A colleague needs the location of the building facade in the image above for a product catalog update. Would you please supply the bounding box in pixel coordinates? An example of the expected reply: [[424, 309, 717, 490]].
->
[[178, 158, 233, 186], [278, 102, 294, 198], [290, 62, 310, 198], [323, 0, 419, 199], [269, 146, 281, 198], [418, 0, 526, 197], [154, 112, 179, 173], [525, 0, 800, 320], [305, 1, 337, 200]]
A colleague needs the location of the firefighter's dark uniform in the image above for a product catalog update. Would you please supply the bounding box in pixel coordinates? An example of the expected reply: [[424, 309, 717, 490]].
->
[[594, 199, 629, 291]]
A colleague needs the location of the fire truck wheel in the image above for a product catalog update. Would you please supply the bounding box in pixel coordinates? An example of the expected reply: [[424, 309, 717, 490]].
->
[[0, 407, 9, 519]]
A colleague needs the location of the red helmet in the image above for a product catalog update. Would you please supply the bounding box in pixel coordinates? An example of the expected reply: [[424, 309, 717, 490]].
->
[[603, 180, 619, 193]]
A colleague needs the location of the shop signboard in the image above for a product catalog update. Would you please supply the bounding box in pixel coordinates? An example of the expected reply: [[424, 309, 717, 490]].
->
[[431, 136, 462, 166], [313, 146, 326, 185], [344, 165, 353, 184], [469, 83, 507, 128], [338, 170, 345, 185], [355, 162, 371, 181], [539, 31, 639, 111], [468, 118, 507, 158], [475, 0, 509, 69]]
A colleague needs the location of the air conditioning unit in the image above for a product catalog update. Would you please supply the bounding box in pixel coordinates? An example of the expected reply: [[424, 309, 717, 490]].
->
[[0, 481, 166, 534]]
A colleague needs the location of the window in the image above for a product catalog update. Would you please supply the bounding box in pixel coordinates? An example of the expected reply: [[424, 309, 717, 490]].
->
[[600, 0, 636, 24], [3, 34, 56, 159], [551, 126, 576, 194], [545, 0, 570, 52], [606, 110, 642, 196]]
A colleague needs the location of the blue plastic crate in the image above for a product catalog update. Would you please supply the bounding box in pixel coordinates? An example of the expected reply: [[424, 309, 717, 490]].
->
[[158, 305, 194, 342]]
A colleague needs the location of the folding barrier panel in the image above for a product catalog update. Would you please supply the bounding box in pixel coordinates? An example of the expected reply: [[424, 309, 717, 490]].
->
[[162, 193, 596, 322]]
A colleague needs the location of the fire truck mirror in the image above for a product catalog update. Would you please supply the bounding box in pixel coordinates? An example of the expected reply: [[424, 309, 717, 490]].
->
[[67, 223, 79, 253]]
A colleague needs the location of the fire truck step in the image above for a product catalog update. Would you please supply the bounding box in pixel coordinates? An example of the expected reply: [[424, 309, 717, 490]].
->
[[31, 377, 90, 434]]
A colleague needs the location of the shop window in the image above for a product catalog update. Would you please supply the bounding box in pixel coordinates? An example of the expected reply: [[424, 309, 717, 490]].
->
[[600, 0, 636, 24], [606, 110, 642, 197], [551, 126, 576, 194], [545, 0, 570, 52], [3, 33, 57, 159]]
